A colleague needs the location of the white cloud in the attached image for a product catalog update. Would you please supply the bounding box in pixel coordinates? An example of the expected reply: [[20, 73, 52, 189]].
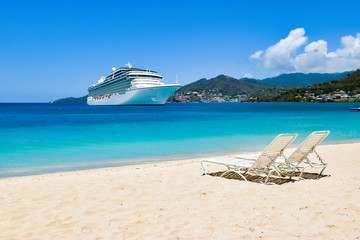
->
[[263, 28, 308, 72], [293, 40, 328, 72], [251, 28, 360, 73], [243, 73, 255, 78], [249, 50, 263, 59]]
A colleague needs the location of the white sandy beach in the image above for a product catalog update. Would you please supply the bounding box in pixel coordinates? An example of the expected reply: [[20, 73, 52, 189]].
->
[[1, 143, 360, 239]]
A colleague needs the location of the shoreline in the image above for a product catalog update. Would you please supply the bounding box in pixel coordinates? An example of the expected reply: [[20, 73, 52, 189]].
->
[[1, 140, 360, 179], [1, 142, 360, 239]]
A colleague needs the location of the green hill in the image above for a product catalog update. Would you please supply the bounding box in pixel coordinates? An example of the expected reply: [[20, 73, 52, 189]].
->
[[262, 72, 352, 87], [176, 75, 281, 96], [318, 70, 360, 92], [270, 69, 360, 102], [53, 96, 87, 103]]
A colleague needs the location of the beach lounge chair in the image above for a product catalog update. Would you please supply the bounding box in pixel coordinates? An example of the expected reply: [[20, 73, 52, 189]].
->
[[201, 133, 298, 184], [279, 130, 330, 179]]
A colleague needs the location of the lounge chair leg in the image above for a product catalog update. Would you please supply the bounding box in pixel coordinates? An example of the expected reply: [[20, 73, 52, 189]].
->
[[220, 171, 229, 178], [299, 168, 305, 180], [319, 166, 326, 178], [299, 165, 310, 180], [265, 170, 274, 184], [235, 171, 248, 182], [265, 175, 270, 184], [201, 161, 207, 175], [289, 171, 295, 181], [219, 170, 249, 182]]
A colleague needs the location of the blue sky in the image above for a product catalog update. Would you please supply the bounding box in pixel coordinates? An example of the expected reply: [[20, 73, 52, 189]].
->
[[1, 0, 360, 102]]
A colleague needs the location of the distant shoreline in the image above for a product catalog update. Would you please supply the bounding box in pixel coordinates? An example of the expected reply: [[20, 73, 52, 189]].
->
[[1, 101, 360, 104]]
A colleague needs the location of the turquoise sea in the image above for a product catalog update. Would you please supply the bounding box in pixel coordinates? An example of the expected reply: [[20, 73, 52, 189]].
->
[[1, 102, 360, 177]]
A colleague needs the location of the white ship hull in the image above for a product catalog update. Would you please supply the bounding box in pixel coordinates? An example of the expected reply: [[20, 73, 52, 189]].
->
[[87, 84, 180, 106]]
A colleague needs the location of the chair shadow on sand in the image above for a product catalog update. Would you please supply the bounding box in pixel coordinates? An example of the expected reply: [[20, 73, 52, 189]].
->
[[208, 171, 330, 185]]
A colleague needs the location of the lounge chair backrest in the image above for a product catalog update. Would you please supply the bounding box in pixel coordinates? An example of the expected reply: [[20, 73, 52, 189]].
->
[[287, 131, 330, 165], [252, 133, 298, 169]]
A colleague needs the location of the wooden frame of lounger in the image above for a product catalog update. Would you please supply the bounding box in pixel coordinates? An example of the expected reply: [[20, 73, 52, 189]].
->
[[201, 133, 298, 184], [284, 130, 330, 179]]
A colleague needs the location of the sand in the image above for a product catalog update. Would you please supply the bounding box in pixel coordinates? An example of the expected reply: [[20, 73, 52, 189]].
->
[[1, 143, 360, 239]]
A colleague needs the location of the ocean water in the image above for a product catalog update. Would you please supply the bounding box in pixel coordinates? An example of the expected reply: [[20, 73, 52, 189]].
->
[[1, 102, 360, 177]]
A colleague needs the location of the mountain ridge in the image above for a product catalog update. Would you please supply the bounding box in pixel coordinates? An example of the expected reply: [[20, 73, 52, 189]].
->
[[261, 71, 352, 87]]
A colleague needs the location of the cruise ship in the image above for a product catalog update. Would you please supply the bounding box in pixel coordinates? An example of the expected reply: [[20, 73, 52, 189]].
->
[[87, 63, 181, 105]]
